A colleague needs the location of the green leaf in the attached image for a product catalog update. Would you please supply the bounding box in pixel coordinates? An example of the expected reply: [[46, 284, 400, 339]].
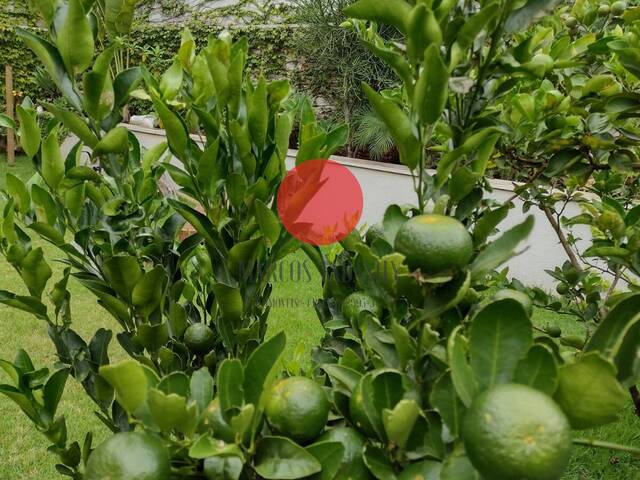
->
[[132, 266, 167, 319], [254, 436, 322, 479], [398, 460, 442, 480], [16, 106, 40, 159], [554, 353, 627, 429], [204, 455, 244, 480], [104, 0, 139, 38], [249, 75, 269, 152], [585, 293, 640, 368], [415, 45, 448, 125], [506, 0, 561, 33], [16, 28, 82, 110], [6, 173, 30, 214], [216, 359, 244, 417], [0, 113, 16, 130], [243, 332, 286, 407], [363, 445, 396, 480], [92, 126, 129, 156], [473, 204, 510, 245], [430, 371, 465, 436], [343, 0, 412, 34], [255, 200, 281, 247], [305, 441, 344, 480], [103, 256, 142, 302], [160, 59, 183, 101], [447, 326, 478, 407], [0, 290, 48, 319], [362, 84, 421, 170], [0, 385, 40, 423], [99, 359, 148, 413], [470, 216, 534, 280], [41, 127, 65, 190], [382, 399, 420, 449], [43, 103, 98, 148], [136, 322, 169, 352], [148, 389, 191, 432], [150, 94, 189, 158], [20, 248, 53, 299], [190, 367, 214, 413], [440, 451, 481, 480], [56, 0, 94, 74], [514, 345, 558, 396], [190, 434, 244, 459], [212, 283, 243, 343], [469, 299, 533, 390], [43, 369, 69, 417]]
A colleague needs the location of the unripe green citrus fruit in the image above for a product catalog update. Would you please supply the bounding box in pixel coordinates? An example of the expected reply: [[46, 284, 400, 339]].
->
[[463, 384, 572, 480], [265, 376, 330, 444], [556, 283, 569, 295], [85, 432, 170, 480], [611, 0, 627, 15], [394, 214, 473, 274], [598, 3, 611, 15], [342, 291, 383, 323], [184, 323, 215, 354], [201, 397, 235, 443]]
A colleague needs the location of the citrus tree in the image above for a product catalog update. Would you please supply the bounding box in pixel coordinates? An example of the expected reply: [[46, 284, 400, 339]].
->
[[304, 0, 640, 477]]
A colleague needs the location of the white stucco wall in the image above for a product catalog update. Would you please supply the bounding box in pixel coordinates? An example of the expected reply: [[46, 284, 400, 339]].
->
[[62, 124, 590, 289]]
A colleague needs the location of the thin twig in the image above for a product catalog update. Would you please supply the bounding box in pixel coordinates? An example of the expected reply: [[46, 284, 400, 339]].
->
[[573, 438, 640, 456], [541, 205, 583, 272]]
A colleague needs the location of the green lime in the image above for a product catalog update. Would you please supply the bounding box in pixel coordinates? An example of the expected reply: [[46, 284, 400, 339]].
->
[[545, 325, 562, 338], [201, 397, 235, 443], [85, 432, 170, 480], [184, 323, 215, 354], [365, 223, 387, 246], [565, 269, 580, 285], [598, 3, 611, 15], [556, 283, 569, 295], [318, 427, 370, 478], [566, 16, 578, 27], [493, 289, 533, 317], [463, 384, 572, 480], [265, 376, 330, 444], [394, 214, 473, 275], [611, 0, 627, 14], [560, 335, 585, 349], [342, 292, 383, 323]]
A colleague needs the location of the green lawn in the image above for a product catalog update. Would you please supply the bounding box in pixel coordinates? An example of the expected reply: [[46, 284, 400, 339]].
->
[[0, 156, 639, 479]]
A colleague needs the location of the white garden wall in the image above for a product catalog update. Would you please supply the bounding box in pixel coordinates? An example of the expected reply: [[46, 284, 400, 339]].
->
[[62, 124, 592, 289]]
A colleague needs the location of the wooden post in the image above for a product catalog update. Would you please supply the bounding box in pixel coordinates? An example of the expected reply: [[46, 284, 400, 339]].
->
[[5, 64, 15, 166]]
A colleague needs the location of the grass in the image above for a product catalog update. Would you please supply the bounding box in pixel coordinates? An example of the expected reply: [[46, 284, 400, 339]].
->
[[0, 156, 639, 478]]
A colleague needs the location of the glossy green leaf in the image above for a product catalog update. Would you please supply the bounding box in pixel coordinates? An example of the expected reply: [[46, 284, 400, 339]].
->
[[255, 200, 281, 247], [305, 441, 344, 480], [362, 84, 421, 170], [148, 389, 191, 432], [99, 359, 148, 413], [41, 127, 65, 190], [160, 59, 183, 101], [43, 103, 98, 148], [16, 29, 82, 110], [0, 290, 48, 319], [132, 266, 167, 319], [204, 455, 244, 480], [16, 106, 40, 159], [363, 445, 396, 480], [415, 45, 448, 126], [103, 256, 143, 302], [249, 75, 269, 152], [93, 126, 129, 156], [56, 0, 94, 74], [470, 216, 534, 280], [254, 436, 322, 479], [216, 359, 244, 418], [6, 173, 30, 214], [430, 371, 465, 436], [447, 326, 477, 407], [104, 0, 139, 38], [344, 0, 412, 33], [383, 399, 420, 449], [555, 353, 627, 429], [190, 367, 214, 413], [469, 299, 533, 389], [243, 331, 286, 407], [20, 248, 53, 299], [43, 369, 69, 417], [513, 344, 558, 396]]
